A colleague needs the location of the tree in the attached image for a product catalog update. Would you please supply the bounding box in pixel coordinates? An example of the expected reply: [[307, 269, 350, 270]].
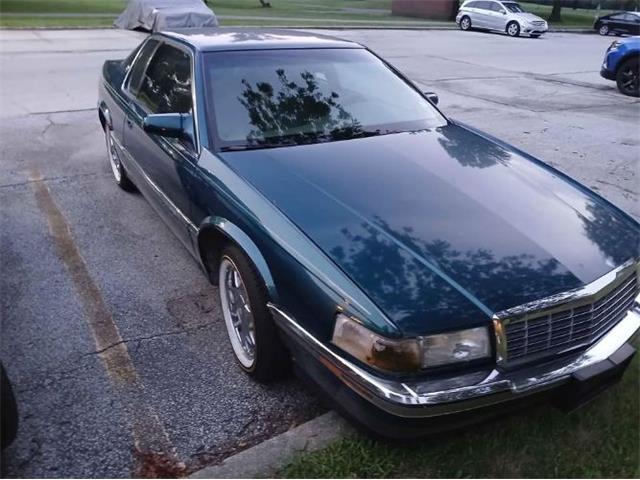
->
[[549, 0, 563, 22]]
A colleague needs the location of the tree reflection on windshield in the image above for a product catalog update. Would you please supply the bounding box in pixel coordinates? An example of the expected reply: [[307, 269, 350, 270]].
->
[[238, 69, 363, 146]]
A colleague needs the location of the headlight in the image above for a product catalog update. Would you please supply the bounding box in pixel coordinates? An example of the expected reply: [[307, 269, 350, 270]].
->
[[331, 314, 491, 373], [608, 41, 621, 52]]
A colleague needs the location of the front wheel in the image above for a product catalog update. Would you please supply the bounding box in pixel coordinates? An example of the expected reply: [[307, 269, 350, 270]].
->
[[459, 16, 472, 31], [599, 24, 609, 35], [218, 245, 290, 382], [616, 57, 640, 97], [506, 21, 520, 37]]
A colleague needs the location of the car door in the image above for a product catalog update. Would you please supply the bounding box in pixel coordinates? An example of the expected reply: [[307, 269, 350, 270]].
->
[[472, 1, 490, 28], [623, 13, 640, 34], [122, 41, 199, 251], [608, 13, 627, 34], [487, 1, 508, 30]]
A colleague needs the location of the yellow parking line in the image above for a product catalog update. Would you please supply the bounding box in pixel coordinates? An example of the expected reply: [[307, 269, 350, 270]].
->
[[29, 169, 182, 472]]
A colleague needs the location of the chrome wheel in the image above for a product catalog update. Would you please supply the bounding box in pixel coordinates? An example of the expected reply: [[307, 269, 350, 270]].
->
[[219, 256, 256, 368], [507, 22, 520, 37], [460, 17, 471, 31], [599, 25, 609, 35], [105, 129, 122, 183]]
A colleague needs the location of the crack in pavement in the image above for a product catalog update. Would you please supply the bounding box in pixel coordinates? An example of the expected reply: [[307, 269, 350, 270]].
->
[[82, 321, 218, 358]]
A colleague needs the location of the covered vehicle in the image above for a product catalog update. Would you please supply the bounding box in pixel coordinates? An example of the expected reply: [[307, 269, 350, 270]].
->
[[114, 0, 218, 32]]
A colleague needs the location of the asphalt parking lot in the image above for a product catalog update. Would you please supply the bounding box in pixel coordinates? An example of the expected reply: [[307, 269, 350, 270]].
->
[[1, 28, 638, 477]]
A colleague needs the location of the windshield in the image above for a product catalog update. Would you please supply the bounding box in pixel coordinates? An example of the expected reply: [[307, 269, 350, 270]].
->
[[502, 2, 525, 13], [203, 48, 446, 150]]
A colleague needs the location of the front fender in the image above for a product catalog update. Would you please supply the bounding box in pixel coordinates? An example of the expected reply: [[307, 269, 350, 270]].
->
[[198, 216, 278, 302]]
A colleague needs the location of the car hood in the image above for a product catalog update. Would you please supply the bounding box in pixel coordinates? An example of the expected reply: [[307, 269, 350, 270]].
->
[[518, 12, 545, 22], [219, 124, 638, 335]]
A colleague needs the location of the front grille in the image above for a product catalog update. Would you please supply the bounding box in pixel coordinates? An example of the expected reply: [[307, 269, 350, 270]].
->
[[503, 273, 638, 364], [531, 21, 546, 26]]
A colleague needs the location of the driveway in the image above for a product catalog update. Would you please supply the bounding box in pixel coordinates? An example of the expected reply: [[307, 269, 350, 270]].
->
[[1, 28, 638, 477]]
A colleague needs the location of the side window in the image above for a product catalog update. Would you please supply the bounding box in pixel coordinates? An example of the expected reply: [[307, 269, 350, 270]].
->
[[490, 2, 503, 12], [136, 43, 193, 114], [127, 39, 159, 95], [477, 2, 490, 10], [465, 1, 478, 8], [609, 14, 625, 20]]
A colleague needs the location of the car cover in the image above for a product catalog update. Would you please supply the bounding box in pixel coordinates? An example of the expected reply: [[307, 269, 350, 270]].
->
[[114, 0, 219, 32]]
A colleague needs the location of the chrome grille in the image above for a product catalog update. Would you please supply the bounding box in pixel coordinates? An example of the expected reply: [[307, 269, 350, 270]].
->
[[503, 273, 638, 364], [531, 21, 546, 26]]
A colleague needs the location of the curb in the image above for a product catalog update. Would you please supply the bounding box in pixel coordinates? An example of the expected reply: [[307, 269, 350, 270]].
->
[[188, 411, 353, 479]]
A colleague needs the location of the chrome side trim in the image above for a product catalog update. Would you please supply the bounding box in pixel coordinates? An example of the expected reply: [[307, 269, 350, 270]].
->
[[268, 297, 639, 418], [111, 136, 198, 235]]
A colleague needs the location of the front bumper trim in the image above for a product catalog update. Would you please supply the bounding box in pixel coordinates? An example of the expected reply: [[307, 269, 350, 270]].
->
[[269, 298, 639, 419]]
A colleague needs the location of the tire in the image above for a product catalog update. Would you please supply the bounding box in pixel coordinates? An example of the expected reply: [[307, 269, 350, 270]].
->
[[506, 21, 520, 37], [1, 364, 18, 450], [459, 15, 472, 31], [616, 56, 640, 97], [218, 244, 290, 382], [105, 128, 136, 192], [599, 24, 609, 36]]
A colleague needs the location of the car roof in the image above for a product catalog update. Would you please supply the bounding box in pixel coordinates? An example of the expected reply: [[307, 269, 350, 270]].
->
[[158, 28, 362, 52]]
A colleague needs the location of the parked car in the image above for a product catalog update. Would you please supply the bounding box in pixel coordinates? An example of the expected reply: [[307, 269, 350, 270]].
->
[[98, 29, 639, 438], [601, 36, 640, 97], [456, 0, 548, 37], [1, 363, 18, 449], [594, 11, 640, 36]]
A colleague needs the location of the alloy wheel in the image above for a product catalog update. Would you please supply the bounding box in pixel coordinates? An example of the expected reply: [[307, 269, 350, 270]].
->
[[599, 25, 609, 35], [219, 256, 256, 368], [461, 17, 471, 30], [507, 22, 520, 37], [618, 62, 639, 96]]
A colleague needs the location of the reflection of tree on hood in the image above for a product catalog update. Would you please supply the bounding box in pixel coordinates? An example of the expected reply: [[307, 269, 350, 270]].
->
[[331, 218, 579, 326], [437, 126, 511, 169], [239, 69, 362, 145]]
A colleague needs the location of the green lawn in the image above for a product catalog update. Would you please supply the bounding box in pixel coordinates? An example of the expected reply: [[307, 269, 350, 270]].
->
[[281, 352, 639, 478], [0, 0, 606, 29]]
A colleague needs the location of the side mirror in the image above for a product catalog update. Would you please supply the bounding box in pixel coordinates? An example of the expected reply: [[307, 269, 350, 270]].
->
[[424, 91, 439, 105], [143, 113, 186, 138], [501, 10, 506, 14]]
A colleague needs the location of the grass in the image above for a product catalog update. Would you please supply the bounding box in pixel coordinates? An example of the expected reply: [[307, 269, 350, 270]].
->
[[0, 1, 442, 28], [0, 0, 607, 29], [281, 352, 639, 478]]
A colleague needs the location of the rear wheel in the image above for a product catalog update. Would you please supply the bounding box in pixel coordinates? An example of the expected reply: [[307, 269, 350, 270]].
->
[[599, 24, 609, 35], [105, 128, 136, 192], [460, 16, 472, 31], [218, 245, 290, 382], [616, 57, 640, 97], [506, 21, 520, 37]]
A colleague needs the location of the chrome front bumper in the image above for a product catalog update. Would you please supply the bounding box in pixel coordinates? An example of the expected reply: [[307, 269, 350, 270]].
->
[[269, 299, 639, 419]]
